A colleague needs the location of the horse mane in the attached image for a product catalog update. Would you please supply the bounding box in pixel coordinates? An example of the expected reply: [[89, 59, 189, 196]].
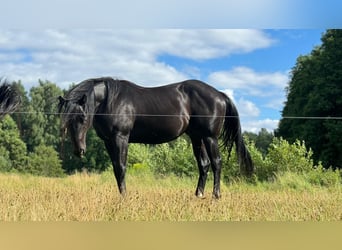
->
[[0, 80, 21, 119], [58, 77, 121, 128], [102, 77, 121, 108], [64, 77, 120, 100], [64, 79, 95, 100]]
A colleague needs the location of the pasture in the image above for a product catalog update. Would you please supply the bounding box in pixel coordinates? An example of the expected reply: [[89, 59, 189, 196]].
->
[[0, 171, 341, 221]]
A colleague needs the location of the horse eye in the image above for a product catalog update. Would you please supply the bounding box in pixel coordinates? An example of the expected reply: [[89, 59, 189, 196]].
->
[[75, 107, 87, 123], [77, 115, 86, 124]]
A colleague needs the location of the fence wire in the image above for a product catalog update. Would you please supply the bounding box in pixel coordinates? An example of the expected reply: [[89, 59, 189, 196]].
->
[[7, 111, 342, 120]]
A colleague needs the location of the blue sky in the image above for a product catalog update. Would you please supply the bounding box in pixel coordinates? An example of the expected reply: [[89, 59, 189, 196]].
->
[[0, 29, 325, 132]]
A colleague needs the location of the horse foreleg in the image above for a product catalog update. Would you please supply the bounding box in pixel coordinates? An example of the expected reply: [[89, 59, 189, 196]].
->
[[105, 134, 129, 196], [191, 137, 210, 198]]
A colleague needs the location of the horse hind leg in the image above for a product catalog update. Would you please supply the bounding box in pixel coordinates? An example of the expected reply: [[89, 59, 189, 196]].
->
[[203, 137, 222, 199], [191, 137, 210, 198]]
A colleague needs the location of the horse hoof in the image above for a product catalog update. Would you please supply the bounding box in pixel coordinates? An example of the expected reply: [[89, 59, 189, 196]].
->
[[212, 193, 221, 199], [196, 191, 206, 199]]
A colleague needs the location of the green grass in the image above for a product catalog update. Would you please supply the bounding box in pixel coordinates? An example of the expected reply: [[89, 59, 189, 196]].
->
[[0, 171, 341, 221]]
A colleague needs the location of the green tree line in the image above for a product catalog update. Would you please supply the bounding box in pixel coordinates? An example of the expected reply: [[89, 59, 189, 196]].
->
[[277, 29, 342, 169]]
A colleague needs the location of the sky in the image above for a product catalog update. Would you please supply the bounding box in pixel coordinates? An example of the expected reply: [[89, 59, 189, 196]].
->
[[1, 1, 339, 133], [0, 29, 325, 133]]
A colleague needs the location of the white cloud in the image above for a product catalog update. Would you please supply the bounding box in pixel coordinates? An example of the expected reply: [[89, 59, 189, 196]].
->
[[238, 98, 260, 117], [209, 66, 289, 116], [242, 119, 279, 133], [208, 66, 289, 96], [157, 30, 274, 60], [220, 89, 263, 132], [217, 69, 287, 132], [0, 29, 274, 90], [220, 92, 279, 132], [221, 89, 235, 102]]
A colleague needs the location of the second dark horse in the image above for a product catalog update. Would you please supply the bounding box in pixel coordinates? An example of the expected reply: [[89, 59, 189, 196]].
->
[[58, 77, 253, 198], [0, 81, 21, 119]]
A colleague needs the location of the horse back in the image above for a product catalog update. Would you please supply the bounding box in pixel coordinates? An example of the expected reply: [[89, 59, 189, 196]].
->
[[97, 79, 226, 143]]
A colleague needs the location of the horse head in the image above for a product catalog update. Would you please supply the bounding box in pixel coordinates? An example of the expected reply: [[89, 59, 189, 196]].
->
[[0, 81, 21, 119], [58, 94, 92, 158]]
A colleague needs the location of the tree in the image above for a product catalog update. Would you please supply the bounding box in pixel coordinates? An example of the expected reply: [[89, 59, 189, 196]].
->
[[0, 116, 28, 172], [10, 80, 30, 137], [277, 30, 342, 168], [244, 128, 274, 156], [28, 144, 64, 177], [23, 80, 63, 152]]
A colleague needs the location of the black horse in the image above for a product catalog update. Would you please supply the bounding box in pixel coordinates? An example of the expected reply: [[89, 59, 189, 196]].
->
[[58, 77, 253, 198], [0, 81, 21, 119]]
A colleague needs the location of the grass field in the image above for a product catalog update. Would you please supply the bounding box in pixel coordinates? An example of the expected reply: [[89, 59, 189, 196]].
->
[[0, 171, 341, 221]]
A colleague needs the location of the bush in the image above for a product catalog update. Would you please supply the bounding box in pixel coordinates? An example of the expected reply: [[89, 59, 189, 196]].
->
[[263, 138, 315, 179], [28, 145, 65, 177], [94, 135, 342, 190], [127, 143, 153, 176], [306, 166, 341, 187], [272, 167, 341, 190], [0, 146, 12, 172], [127, 143, 152, 168], [220, 143, 240, 182], [273, 171, 313, 191], [221, 137, 257, 182], [149, 136, 196, 178], [255, 137, 341, 188]]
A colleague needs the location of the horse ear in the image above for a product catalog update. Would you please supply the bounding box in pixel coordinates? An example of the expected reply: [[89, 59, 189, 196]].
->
[[77, 94, 87, 106], [58, 96, 66, 105]]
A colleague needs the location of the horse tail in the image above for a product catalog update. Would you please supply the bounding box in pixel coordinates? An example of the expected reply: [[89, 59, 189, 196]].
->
[[221, 93, 254, 176], [0, 80, 21, 119]]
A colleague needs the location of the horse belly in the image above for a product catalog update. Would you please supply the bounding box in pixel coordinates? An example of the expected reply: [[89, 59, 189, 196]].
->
[[129, 118, 186, 144]]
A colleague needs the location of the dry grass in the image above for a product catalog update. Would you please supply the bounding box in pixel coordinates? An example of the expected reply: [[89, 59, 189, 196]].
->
[[0, 172, 341, 221]]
